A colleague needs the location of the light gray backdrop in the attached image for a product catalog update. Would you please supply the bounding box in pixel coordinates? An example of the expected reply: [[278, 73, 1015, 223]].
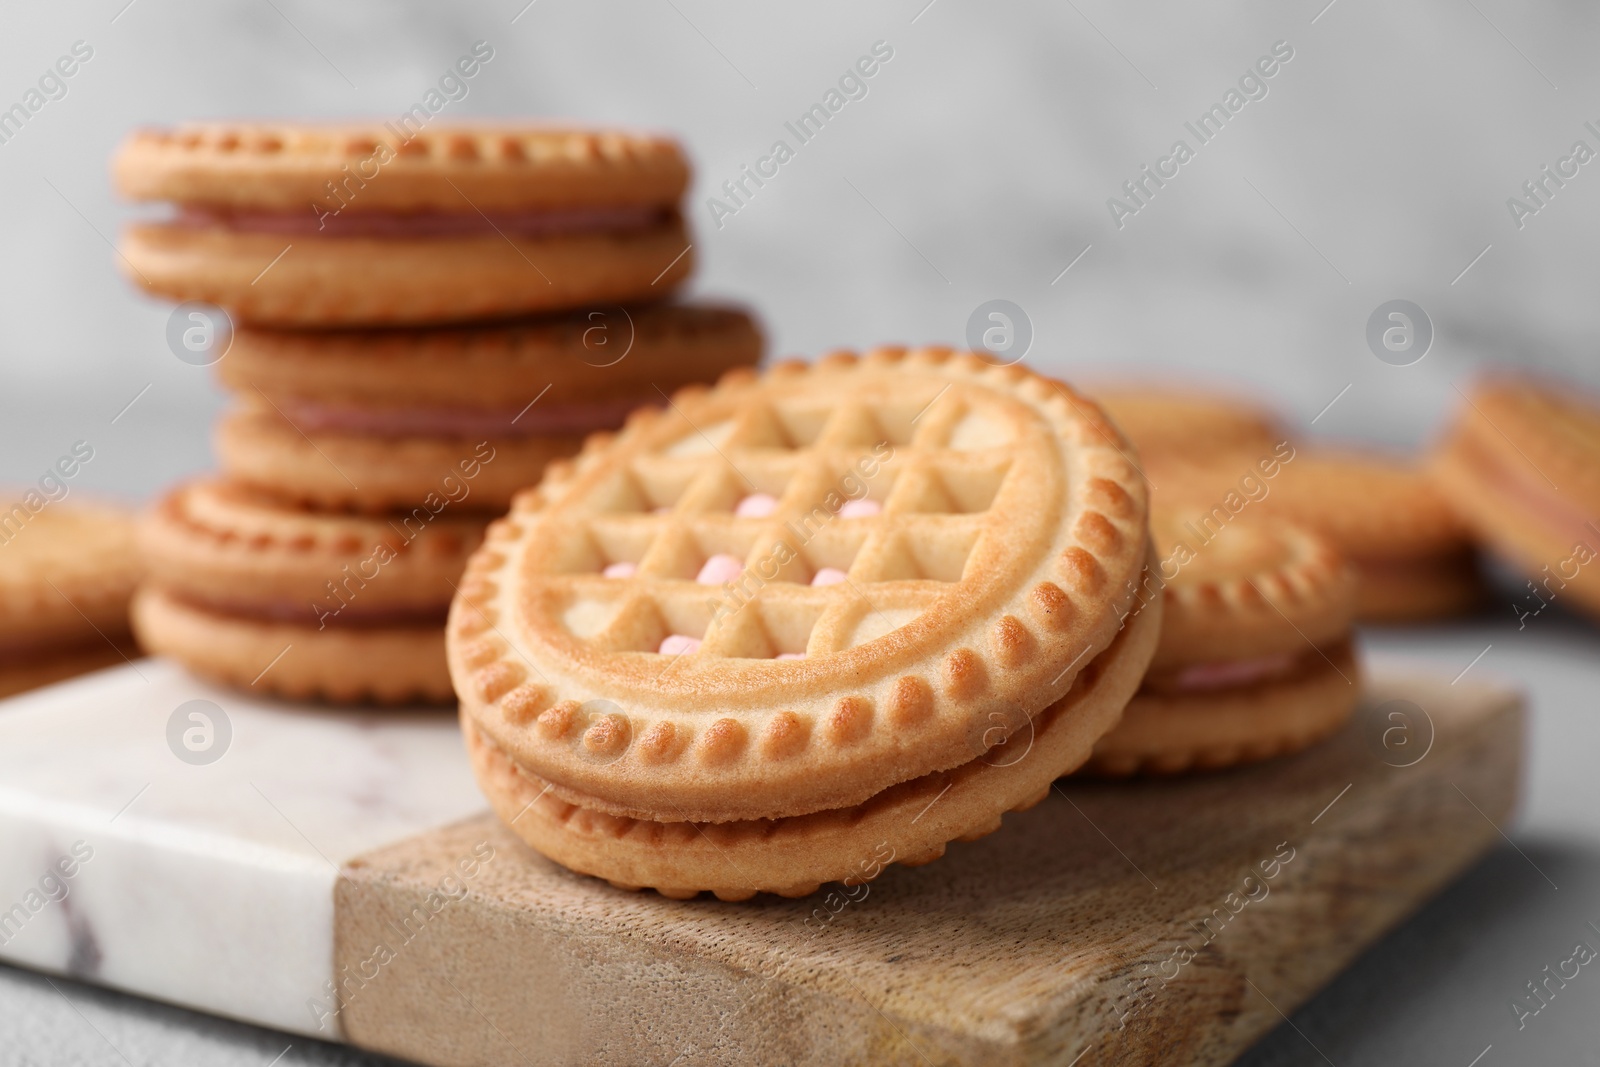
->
[[2, 0, 1599, 501]]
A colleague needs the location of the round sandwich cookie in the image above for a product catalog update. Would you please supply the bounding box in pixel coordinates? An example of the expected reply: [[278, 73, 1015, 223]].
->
[[1091, 386, 1285, 460], [448, 347, 1160, 898], [113, 123, 694, 325], [215, 409, 578, 516], [1432, 376, 1600, 621], [212, 303, 763, 513], [133, 479, 488, 704], [1148, 446, 1479, 623], [1086, 512, 1359, 777], [0, 500, 142, 698]]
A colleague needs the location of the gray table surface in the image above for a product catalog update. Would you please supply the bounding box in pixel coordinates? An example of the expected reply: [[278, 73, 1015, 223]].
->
[[2, 603, 1595, 1067]]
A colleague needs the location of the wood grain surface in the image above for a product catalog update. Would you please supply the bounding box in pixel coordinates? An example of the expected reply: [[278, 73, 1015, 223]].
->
[[333, 670, 1522, 1065]]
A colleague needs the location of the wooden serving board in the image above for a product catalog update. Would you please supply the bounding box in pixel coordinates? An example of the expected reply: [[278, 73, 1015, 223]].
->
[[331, 671, 1521, 1066]]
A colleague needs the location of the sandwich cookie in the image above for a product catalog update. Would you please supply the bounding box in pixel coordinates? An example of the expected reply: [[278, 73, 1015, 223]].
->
[[1087, 512, 1359, 776], [1148, 448, 1479, 622], [0, 501, 142, 697], [1432, 376, 1600, 620], [113, 123, 694, 325], [448, 348, 1159, 898], [1091, 386, 1285, 461], [214, 304, 763, 513], [133, 479, 487, 704]]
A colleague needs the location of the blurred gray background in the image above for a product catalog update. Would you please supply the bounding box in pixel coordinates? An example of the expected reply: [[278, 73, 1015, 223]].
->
[[4, 2, 1600, 1065], [3, 0, 1599, 502]]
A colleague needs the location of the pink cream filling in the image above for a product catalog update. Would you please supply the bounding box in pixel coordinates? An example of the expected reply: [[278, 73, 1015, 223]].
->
[[276, 397, 655, 439], [658, 634, 701, 656], [1168, 654, 1296, 693], [174, 204, 667, 239]]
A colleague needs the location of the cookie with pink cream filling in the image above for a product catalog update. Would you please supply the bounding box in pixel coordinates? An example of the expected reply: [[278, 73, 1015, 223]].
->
[[1431, 375, 1600, 623], [133, 479, 488, 704], [212, 303, 762, 512], [1085, 510, 1360, 777], [112, 123, 695, 325], [448, 348, 1160, 898]]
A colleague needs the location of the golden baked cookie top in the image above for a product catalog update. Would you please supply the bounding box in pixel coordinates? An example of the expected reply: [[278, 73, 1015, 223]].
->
[[448, 347, 1153, 823], [113, 122, 690, 212], [1146, 509, 1353, 672]]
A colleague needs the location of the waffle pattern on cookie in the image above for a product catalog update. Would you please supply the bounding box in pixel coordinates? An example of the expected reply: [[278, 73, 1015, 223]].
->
[[449, 348, 1152, 825]]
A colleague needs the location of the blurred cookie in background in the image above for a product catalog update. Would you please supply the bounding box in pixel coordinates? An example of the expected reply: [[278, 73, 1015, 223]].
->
[[0, 499, 142, 698], [1147, 446, 1481, 623], [1090, 385, 1286, 461], [1432, 375, 1600, 623]]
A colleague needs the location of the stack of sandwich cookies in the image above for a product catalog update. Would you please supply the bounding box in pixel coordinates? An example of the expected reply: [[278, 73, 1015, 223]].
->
[[215, 304, 761, 512], [1432, 376, 1600, 621], [448, 349, 1161, 899], [114, 124, 693, 325], [1148, 448, 1479, 622], [134, 480, 486, 703], [0, 502, 142, 698], [1087, 511, 1359, 776]]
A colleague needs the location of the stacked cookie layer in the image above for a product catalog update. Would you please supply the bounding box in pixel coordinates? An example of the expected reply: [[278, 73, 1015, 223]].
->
[[448, 350, 1161, 898], [117, 122, 761, 703]]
